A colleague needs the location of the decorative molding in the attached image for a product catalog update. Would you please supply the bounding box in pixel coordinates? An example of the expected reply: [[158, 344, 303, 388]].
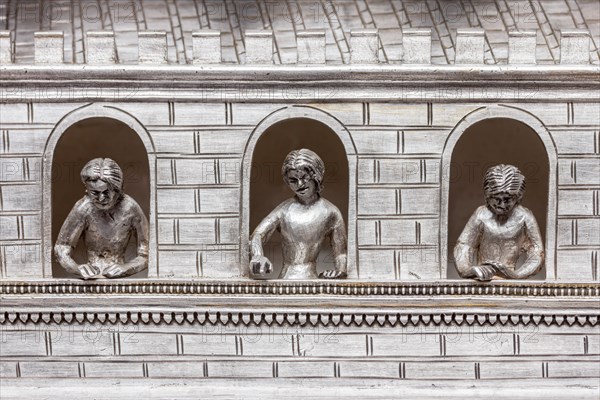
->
[[0, 86, 597, 104], [1, 279, 598, 297], [1, 65, 598, 104], [0, 309, 598, 327], [1, 64, 598, 82]]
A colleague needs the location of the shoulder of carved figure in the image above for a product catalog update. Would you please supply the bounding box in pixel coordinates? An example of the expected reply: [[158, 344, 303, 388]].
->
[[516, 205, 538, 223], [118, 195, 147, 225], [120, 194, 142, 212], [71, 196, 94, 216], [474, 205, 491, 219]]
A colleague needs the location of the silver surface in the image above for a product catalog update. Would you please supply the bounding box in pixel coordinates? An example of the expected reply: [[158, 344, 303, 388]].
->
[[0, 0, 598, 397], [250, 149, 347, 279], [54, 158, 149, 279], [454, 165, 544, 280], [1, 0, 599, 65]]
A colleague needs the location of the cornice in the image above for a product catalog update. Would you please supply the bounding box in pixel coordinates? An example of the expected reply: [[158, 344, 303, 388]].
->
[[2, 68, 597, 102], [2, 64, 599, 83], [2, 281, 598, 327], [1, 279, 599, 297]]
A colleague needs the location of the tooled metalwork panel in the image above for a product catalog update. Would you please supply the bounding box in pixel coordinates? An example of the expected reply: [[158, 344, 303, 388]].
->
[[3, 0, 600, 65], [1, 280, 598, 327]]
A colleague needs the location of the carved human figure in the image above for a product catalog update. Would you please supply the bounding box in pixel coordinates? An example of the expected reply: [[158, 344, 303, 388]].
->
[[454, 164, 544, 281], [250, 149, 347, 279], [55, 158, 149, 279]]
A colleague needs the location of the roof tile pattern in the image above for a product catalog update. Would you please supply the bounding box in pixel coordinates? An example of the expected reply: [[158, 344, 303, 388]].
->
[[1, 0, 599, 64]]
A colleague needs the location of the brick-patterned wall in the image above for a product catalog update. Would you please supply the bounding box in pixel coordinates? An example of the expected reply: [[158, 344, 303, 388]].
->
[[545, 103, 600, 281], [0, 100, 598, 280], [1, 321, 598, 381], [352, 103, 449, 279], [0, 103, 52, 278]]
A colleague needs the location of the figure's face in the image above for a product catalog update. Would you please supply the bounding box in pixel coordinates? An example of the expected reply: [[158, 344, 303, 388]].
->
[[486, 191, 519, 217], [85, 180, 120, 210], [286, 169, 317, 201]]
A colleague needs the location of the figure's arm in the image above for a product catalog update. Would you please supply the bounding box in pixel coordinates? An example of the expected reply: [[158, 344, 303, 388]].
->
[[454, 208, 493, 280], [321, 209, 347, 279], [249, 204, 283, 275], [54, 200, 98, 278], [513, 210, 544, 279], [104, 201, 149, 278]]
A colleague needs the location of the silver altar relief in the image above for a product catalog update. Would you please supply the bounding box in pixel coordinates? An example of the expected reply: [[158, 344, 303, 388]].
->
[[454, 164, 544, 281], [54, 158, 149, 279], [1, 0, 599, 397], [250, 149, 347, 279]]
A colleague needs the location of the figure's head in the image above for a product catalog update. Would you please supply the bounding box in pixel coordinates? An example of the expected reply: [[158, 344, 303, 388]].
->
[[81, 158, 124, 210], [282, 149, 324, 202], [483, 164, 526, 217]]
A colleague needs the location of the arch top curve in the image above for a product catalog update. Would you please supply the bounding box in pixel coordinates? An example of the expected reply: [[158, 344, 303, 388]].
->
[[242, 105, 358, 164], [442, 104, 557, 163], [43, 103, 156, 158]]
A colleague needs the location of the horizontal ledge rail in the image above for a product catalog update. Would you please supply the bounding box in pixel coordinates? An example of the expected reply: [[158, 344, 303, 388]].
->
[[1, 64, 599, 83], [0, 279, 598, 297]]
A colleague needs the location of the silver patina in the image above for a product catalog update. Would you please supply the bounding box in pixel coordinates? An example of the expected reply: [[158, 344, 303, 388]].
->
[[1, 0, 599, 396], [454, 164, 545, 281], [250, 149, 347, 279], [54, 158, 149, 279]]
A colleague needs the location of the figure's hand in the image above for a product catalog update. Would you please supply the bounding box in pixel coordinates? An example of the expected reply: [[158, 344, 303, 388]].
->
[[251, 256, 273, 275], [319, 270, 347, 279], [78, 264, 100, 280], [471, 265, 496, 281], [487, 261, 520, 279], [104, 264, 126, 279]]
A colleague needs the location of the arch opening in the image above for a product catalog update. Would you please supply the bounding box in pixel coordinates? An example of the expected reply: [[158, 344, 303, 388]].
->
[[248, 117, 349, 279], [446, 117, 549, 279], [51, 117, 150, 278]]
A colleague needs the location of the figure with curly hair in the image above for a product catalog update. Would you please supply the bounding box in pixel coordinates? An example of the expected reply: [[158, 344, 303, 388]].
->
[[454, 164, 544, 281]]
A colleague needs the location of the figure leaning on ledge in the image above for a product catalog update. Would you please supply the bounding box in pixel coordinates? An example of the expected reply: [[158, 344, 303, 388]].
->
[[250, 149, 347, 279], [55, 158, 149, 279], [454, 164, 544, 281]]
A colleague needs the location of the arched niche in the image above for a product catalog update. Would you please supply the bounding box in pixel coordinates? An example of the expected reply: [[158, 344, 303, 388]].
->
[[240, 106, 357, 278], [441, 105, 557, 280], [43, 104, 156, 278]]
